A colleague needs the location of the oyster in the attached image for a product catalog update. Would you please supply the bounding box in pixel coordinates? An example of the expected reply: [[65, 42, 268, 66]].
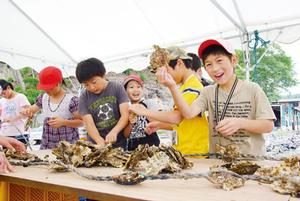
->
[[112, 172, 146, 185], [207, 170, 245, 191], [5, 149, 40, 161], [52, 141, 129, 168], [272, 177, 300, 197], [124, 144, 192, 174], [215, 144, 240, 162], [222, 161, 260, 175], [149, 45, 170, 73]]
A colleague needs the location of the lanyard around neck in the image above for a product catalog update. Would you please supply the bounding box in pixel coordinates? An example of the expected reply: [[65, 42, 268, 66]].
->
[[214, 76, 238, 123]]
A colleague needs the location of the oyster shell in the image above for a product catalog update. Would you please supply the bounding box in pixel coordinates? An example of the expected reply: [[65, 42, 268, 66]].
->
[[272, 177, 300, 197], [124, 144, 192, 174], [222, 161, 261, 175], [215, 144, 240, 162], [5, 149, 40, 161], [149, 45, 170, 73], [112, 172, 146, 185], [207, 170, 245, 191], [52, 141, 129, 168]]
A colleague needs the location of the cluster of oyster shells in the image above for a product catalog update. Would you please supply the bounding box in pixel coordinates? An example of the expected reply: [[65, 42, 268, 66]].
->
[[124, 144, 193, 175], [255, 156, 300, 196], [149, 45, 170, 73], [215, 143, 240, 162], [51, 141, 192, 176], [52, 141, 129, 168]]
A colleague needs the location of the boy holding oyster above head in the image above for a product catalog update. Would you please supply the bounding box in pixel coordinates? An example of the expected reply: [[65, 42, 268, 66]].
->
[[129, 45, 209, 155]]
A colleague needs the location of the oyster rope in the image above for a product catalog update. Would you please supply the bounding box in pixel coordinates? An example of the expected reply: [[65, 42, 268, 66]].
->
[[183, 153, 288, 161]]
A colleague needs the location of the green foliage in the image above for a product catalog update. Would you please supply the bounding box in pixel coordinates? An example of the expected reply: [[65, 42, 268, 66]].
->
[[23, 77, 39, 89], [122, 68, 134, 75], [235, 44, 297, 101], [63, 78, 73, 89], [138, 73, 146, 81], [20, 67, 32, 76], [23, 88, 41, 104]]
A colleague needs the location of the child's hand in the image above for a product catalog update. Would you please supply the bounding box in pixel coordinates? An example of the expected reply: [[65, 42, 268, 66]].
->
[[0, 153, 15, 174], [145, 122, 160, 135], [129, 104, 147, 116], [215, 118, 242, 136], [20, 108, 33, 118], [47, 117, 65, 128], [155, 67, 176, 88], [105, 131, 118, 144], [0, 136, 26, 152]]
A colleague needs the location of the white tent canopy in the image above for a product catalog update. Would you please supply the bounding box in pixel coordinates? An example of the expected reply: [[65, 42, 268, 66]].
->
[[1, 0, 300, 77]]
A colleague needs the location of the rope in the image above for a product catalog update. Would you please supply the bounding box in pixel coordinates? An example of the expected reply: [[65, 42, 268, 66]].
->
[[248, 30, 270, 82]]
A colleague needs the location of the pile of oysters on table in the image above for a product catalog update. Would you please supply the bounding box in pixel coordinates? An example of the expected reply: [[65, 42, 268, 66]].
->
[[211, 143, 300, 196], [51, 141, 192, 175]]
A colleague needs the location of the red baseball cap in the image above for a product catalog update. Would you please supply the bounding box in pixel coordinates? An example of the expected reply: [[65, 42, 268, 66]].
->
[[37, 66, 63, 90], [123, 74, 143, 88], [198, 39, 235, 59]]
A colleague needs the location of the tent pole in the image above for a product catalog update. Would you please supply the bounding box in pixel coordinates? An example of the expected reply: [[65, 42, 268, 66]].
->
[[243, 33, 251, 81]]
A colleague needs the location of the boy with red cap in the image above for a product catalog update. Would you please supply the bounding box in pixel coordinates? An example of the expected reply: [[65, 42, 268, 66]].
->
[[151, 39, 275, 156], [21, 66, 82, 149], [123, 74, 160, 151], [76, 58, 129, 149]]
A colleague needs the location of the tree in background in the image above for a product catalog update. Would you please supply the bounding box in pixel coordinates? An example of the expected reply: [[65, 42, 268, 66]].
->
[[14, 67, 41, 104], [235, 44, 297, 101]]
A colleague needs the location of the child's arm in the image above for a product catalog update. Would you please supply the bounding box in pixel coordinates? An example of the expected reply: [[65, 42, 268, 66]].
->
[[20, 104, 40, 118], [216, 118, 274, 136], [145, 121, 173, 135], [129, 104, 182, 125], [82, 114, 105, 146], [123, 111, 136, 138], [105, 102, 129, 143], [156, 67, 203, 119]]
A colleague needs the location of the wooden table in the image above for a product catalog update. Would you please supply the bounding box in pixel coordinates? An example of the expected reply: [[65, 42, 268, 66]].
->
[[0, 151, 297, 201]]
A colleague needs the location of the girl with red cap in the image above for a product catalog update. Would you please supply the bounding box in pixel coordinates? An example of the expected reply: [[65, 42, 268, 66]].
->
[[21, 66, 83, 149]]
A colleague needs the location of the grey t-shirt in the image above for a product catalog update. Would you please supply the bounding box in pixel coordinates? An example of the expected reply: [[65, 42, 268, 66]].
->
[[194, 80, 276, 155], [79, 81, 129, 148]]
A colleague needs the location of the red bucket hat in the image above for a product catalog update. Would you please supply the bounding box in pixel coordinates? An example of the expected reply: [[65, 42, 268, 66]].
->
[[123, 74, 143, 88], [37, 66, 63, 90]]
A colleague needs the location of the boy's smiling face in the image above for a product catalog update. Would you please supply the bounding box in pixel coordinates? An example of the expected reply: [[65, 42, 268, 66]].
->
[[126, 80, 143, 103], [204, 53, 237, 87], [82, 76, 107, 94]]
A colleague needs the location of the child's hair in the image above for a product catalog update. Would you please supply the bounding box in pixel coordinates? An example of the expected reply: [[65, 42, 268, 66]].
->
[[202, 45, 233, 64], [168, 59, 192, 69], [187, 53, 201, 72], [0, 79, 14, 90], [76, 58, 106, 83]]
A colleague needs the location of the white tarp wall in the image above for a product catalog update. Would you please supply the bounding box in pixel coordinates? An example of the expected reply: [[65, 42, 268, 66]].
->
[[1, 0, 300, 77]]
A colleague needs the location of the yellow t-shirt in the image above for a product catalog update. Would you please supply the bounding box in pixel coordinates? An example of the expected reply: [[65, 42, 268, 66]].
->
[[173, 75, 209, 155]]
